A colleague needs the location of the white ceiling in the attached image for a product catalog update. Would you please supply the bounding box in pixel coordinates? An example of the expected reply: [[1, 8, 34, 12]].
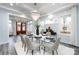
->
[[0, 3, 75, 21]]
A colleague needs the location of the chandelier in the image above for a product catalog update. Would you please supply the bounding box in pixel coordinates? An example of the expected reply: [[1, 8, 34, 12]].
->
[[31, 10, 40, 21], [31, 3, 40, 21]]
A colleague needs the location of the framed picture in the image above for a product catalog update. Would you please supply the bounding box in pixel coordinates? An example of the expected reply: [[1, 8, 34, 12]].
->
[[60, 15, 71, 34]]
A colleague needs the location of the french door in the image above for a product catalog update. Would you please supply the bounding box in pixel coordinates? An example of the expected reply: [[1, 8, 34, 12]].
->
[[16, 22, 26, 35]]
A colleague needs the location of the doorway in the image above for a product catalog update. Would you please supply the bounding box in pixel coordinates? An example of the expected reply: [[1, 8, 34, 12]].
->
[[16, 22, 26, 35]]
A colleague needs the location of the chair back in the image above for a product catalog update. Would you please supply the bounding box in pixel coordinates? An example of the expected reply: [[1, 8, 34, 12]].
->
[[46, 32, 51, 36], [52, 38, 61, 50], [25, 38, 32, 49], [20, 35, 25, 44]]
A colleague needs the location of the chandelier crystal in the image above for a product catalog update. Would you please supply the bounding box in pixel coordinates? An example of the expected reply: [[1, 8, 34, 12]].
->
[[31, 10, 40, 21]]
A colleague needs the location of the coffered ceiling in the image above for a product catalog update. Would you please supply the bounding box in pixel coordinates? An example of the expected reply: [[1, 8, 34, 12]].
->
[[0, 3, 75, 21]]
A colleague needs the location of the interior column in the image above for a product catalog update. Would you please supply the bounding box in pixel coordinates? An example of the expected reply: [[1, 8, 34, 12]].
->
[[12, 20, 16, 35], [0, 9, 9, 44]]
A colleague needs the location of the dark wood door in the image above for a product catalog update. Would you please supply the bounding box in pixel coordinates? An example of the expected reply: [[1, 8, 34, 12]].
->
[[16, 22, 26, 35], [21, 22, 26, 34]]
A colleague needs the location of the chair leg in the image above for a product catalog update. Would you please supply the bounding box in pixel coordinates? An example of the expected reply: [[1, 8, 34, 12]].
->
[[44, 47, 45, 54], [39, 40, 40, 43], [32, 37, 33, 42], [22, 44, 23, 48], [32, 50, 34, 55], [39, 46, 40, 53], [52, 50, 54, 55], [56, 50, 58, 55], [24, 44, 26, 51], [26, 49, 28, 54]]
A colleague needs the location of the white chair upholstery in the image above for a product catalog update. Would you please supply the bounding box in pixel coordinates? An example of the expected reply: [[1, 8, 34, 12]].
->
[[20, 35, 27, 51], [44, 38, 61, 55], [46, 32, 51, 36], [15, 41, 26, 55], [25, 38, 40, 55]]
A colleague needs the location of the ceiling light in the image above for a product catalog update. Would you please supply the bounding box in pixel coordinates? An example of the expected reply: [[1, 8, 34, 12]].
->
[[48, 14, 54, 19], [9, 3, 13, 6], [20, 14, 26, 18], [31, 10, 40, 21], [32, 10, 37, 13], [52, 3, 55, 5]]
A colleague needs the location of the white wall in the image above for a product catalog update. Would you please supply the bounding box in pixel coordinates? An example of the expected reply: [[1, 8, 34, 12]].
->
[[76, 5, 79, 46], [53, 5, 79, 47], [71, 6, 77, 46], [12, 20, 16, 35], [67, 5, 79, 46], [0, 9, 9, 44], [9, 20, 12, 34], [52, 8, 73, 44]]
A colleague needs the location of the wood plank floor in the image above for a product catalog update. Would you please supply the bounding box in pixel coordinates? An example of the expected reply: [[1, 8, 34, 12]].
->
[[0, 36, 79, 55]]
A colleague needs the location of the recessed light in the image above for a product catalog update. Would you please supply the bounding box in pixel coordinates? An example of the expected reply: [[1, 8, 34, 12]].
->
[[52, 3, 56, 5], [20, 14, 26, 18], [9, 3, 13, 6], [32, 10, 37, 13], [48, 14, 54, 19]]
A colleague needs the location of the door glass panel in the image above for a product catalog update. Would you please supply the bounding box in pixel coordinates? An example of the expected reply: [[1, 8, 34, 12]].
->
[[16, 22, 26, 35], [17, 22, 21, 31], [22, 23, 26, 31]]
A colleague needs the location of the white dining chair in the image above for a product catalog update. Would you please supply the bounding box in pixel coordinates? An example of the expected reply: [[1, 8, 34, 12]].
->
[[46, 32, 51, 36], [25, 38, 40, 55], [43, 38, 61, 55], [20, 35, 25, 47], [20, 35, 27, 52]]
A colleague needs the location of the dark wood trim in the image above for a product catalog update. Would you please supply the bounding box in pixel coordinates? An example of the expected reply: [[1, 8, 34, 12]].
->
[[16, 22, 27, 35]]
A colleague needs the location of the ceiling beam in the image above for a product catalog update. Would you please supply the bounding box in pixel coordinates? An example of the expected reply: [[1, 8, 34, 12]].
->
[[39, 4, 75, 18], [20, 3, 35, 11], [0, 5, 23, 15], [0, 4, 32, 21]]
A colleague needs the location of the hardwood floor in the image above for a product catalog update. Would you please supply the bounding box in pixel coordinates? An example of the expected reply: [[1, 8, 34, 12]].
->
[[0, 36, 79, 55]]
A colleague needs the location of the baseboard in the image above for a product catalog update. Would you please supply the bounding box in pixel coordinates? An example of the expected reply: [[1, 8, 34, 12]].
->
[[60, 42, 79, 48], [0, 42, 9, 45]]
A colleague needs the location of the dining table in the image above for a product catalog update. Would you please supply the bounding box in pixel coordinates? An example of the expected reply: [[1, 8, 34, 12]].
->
[[24, 34, 56, 54]]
